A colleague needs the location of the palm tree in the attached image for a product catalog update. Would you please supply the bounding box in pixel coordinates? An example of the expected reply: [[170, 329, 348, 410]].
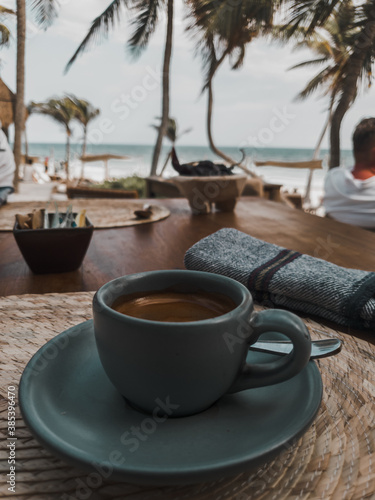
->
[[151, 116, 192, 175], [284, 0, 375, 168], [66, 0, 175, 177], [278, 3, 356, 170], [31, 97, 76, 178], [13, 0, 59, 190], [67, 95, 100, 156], [188, 0, 280, 165], [23, 101, 36, 159], [13, 0, 25, 191], [286, 2, 372, 161], [152, 116, 192, 145]]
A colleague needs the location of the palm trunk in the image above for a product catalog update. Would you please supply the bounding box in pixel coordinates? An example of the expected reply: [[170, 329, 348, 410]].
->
[[207, 78, 236, 165], [329, 98, 351, 169], [329, 14, 375, 169], [24, 127, 29, 158], [206, 51, 237, 165], [82, 125, 87, 157], [313, 100, 334, 160], [150, 0, 173, 177], [13, 0, 26, 192], [304, 101, 334, 206], [65, 130, 71, 179], [80, 126, 87, 180]]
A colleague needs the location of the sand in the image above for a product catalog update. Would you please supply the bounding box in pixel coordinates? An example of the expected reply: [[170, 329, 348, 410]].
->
[[7, 181, 68, 203]]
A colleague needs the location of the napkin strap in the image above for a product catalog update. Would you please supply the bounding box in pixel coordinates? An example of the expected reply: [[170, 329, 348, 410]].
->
[[345, 273, 375, 320], [248, 249, 302, 291]]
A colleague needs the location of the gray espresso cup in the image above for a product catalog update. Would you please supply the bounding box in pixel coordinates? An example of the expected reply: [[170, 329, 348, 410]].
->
[[93, 270, 311, 417]]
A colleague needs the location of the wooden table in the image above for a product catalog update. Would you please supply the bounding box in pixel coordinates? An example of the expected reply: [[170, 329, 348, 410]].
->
[[1, 197, 375, 297], [1, 197, 375, 499]]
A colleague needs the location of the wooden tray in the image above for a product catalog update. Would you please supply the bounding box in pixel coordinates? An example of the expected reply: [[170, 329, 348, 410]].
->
[[0, 200, 170, 231]]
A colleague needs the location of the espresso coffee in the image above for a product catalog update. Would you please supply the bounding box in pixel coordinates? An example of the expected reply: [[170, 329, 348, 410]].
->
[[111, 289, 236, 322]]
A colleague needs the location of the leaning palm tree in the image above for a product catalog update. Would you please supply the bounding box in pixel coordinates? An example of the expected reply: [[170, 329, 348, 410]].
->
[[188, 0, 281, 166], [281, 2, 362, 161], [284, 0, 375, 168], [283, 2, 372, 161], [66, 0, 174, 177], [67, 95, 100, 157], [31, 97, 76, 178]]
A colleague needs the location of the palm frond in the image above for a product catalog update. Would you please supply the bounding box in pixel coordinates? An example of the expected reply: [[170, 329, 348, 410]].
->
[[65, 0, 128, 72], [287, 0, 369, 108], [66, 94, 100, 126], [272, 24, 309, 44], [128, 0, 161, 57], [187, 0, 278, 92], [289, 56, 329, 70], [31, 0, 59, 29], [165, 118, 177, 143], [230, 44, 246, 70], [0, 6, 15, 15], [286, 0, 342, 35], [358, 44, 374, 89], [178, 127, 193, 138], [336, 0, 356, 34], [151, 116, 177, 143], [295, 69, 332, 100], [31, 97, 76, 133]]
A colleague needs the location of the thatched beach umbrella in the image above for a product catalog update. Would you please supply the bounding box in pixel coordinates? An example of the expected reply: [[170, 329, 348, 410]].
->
[[79, 153, 130, 180], [0, 78, 16, 137], [0, 78, 28, 140]]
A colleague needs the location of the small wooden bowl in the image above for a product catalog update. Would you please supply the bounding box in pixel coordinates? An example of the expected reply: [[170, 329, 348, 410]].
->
[[172, 174, 247, 214], [13, 214, 94, 274]]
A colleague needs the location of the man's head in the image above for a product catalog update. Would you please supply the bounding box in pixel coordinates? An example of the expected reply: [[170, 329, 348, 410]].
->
[[353, 118, 375, 165]]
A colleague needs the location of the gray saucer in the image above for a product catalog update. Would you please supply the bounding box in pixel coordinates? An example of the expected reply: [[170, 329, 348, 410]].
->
[[19, 320, 322, 485]]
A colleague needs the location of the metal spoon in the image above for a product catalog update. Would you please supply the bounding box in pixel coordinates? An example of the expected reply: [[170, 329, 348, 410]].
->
[[249, 338, 342, 359]]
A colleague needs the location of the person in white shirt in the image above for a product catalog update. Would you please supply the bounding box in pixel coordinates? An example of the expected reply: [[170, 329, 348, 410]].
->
[[323, 117, 375, 229], [0, 128, 15, 206]]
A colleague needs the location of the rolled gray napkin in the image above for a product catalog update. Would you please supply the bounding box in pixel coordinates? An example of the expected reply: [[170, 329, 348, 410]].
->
[[184, 228, 375, 329]]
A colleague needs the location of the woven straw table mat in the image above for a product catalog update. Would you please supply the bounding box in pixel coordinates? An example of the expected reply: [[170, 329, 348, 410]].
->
[[0, 293, 374, 500], [0, 200, 170, 231]]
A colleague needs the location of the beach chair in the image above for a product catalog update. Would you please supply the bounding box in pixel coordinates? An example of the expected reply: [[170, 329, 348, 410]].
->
[[253, 159, 323, 210]]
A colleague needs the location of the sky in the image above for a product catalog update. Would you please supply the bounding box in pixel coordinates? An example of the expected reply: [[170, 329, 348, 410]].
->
[[0, 0, 374, 150]]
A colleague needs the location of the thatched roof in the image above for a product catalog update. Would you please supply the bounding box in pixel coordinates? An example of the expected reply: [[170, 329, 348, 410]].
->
[[0, 78, 15, 128], [0, 78, 29, 129]]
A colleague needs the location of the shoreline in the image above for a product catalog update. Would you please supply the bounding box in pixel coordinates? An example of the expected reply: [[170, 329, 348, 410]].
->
[[9, 143, 342, 206]]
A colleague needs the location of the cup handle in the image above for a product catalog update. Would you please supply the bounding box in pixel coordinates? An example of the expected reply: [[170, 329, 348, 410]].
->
[[228, 309, 311, 393]]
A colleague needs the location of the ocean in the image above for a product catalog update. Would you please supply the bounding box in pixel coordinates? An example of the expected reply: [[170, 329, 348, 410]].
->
[[27, 143, 354, 205]]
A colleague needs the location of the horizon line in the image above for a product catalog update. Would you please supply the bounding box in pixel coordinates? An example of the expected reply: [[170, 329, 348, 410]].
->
[[22, 142, 352, 151]]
